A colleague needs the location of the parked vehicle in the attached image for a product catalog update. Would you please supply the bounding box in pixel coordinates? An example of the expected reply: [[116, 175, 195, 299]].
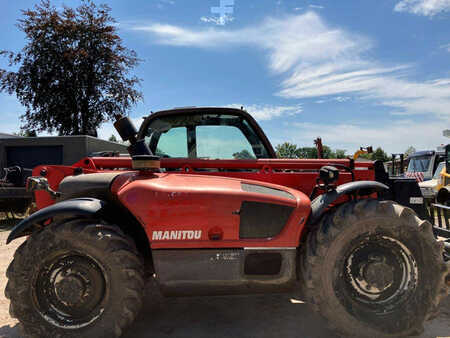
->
[[5, 107, 449, 338], [430, 145, 450, 256], [0, 136, 127, 216], [419, 161, 445, 199], [406, 148, 445, 182], [0, 166, 33, 217]]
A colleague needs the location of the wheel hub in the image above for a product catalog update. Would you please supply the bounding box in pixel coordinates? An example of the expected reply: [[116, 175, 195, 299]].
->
[[34, 253, 107, 329], [343, 235, 418, 309], [362, 260, 394, 292], [55, 274, 86, 306]]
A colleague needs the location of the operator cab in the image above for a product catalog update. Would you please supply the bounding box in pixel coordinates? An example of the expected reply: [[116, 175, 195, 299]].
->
[[138, 107, 276, 160], [406, 149, 444, 181]]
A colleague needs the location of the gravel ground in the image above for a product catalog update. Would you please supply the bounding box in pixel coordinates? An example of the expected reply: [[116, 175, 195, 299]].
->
[[0, 231, 448, 338]]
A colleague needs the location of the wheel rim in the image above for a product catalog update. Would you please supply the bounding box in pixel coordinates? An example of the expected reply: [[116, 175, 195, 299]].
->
[[341, 234, 418, 314], [33, 252, 108, 328]]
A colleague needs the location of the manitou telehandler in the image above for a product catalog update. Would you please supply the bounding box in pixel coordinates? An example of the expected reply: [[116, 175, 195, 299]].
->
[[5, 107, 449, 337]]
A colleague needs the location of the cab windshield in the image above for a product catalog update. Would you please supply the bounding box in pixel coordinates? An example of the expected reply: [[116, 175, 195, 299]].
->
[[142, 113, 271, 159], [407, 155, 431, 173], [433, 162, 445, 179]]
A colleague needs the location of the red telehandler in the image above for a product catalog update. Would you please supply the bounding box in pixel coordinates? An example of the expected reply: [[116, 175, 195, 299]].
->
[[5, 107, 449, 337]]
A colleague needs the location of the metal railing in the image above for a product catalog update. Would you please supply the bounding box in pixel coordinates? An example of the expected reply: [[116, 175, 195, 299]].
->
[[431, 203, 450, 238], [429, 202, 450, 261]]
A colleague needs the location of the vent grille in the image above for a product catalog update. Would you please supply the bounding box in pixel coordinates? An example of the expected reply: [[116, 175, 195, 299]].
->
[[239, 201, 293, 238]]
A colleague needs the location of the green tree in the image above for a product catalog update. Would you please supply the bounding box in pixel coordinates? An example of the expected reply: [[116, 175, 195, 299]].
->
[[358, 152, 372, 160], [276, 142, 298, 158], [296, 145, 346, 159], [370, 147, 389, 162], [0, 0, 142, 136], [108, 134, 118, 142], [276, 142, 347, 159], [232, 149, 255, 159], [13, 129, 37, 137], [356, 146, 389, 162], [405, 146, 416, 157], [296, 147, 317, 159], [322, 145, 334, 158], [334, 149, 347, 159]]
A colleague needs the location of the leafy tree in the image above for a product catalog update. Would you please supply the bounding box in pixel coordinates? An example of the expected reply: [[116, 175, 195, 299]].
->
[[371, 147, 390, 162], [358, 152, 371, 160], [276, 143, 348, 159], [276, 142, 298, 158], [233, 149, 255, 159], [334, 149, 347, 159], [108, 134, 118, 142], [322, 145, 335, 159], [405, 146, 416, 157], [358, 147, 389, 162], [13, 129, 37, 137], [295, 146, 346, 159], [296, 147, 317, 159], [0, 0, 142, 136]]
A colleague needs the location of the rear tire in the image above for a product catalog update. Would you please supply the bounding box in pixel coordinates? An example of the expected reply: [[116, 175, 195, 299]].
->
[[301, 199, 449, 337], [5, 219, 145, 338]]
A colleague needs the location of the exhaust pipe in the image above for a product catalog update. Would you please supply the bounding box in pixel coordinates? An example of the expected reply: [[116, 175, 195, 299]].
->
[[113, 115, 160, 170]]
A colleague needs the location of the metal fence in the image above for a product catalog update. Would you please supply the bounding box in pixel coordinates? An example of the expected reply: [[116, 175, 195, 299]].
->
[[430, 202, 450, 261]]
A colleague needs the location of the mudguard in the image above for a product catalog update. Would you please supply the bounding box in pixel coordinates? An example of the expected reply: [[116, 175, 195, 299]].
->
[[6, 198, 106, 244], [309, 181, 389, 224]]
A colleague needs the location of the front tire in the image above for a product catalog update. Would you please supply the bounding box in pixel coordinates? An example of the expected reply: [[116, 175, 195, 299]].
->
[[301, 199, 449, 337], [5, 220, 144, 338]]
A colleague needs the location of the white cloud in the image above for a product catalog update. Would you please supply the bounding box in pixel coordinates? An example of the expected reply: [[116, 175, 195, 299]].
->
[[131, 12, 450, 119], [440, 43, 450, 52], [156, 0, 175, 10], [294, 7, 303, 11], [315, 96, 350, 104], [132, 13, 371, 72], [334, 96, 350, 102], [309, 5, 324, 9], [271, 118, 450, 154], [200, 15, 234, 26], [394, 0, 450, 16], [226, 104, 302, 121]]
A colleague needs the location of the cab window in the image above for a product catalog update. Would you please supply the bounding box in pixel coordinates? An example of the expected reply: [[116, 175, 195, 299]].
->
[[407, 156, 431, 173], [143, 113, 270, 159], [433, 162, 445, 180], [196, 125, 255, 159], [155, 127, 188, 158]]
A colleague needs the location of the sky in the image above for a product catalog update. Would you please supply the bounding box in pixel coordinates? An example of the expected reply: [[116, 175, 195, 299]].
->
[[0, 0, 450, 155]]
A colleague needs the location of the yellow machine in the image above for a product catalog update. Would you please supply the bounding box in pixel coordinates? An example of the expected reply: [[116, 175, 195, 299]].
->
[[353, 146, 373, 161], [436, 144, 450, 203]]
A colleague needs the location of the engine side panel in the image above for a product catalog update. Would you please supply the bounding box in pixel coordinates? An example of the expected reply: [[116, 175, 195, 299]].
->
[[115, 173, 310, 249]]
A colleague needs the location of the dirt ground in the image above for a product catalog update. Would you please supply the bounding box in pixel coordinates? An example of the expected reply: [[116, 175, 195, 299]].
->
[[0, 231, 448, 338]]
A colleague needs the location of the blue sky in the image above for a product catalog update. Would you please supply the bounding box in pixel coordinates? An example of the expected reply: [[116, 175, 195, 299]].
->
[[1, 0, 450, 154]]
